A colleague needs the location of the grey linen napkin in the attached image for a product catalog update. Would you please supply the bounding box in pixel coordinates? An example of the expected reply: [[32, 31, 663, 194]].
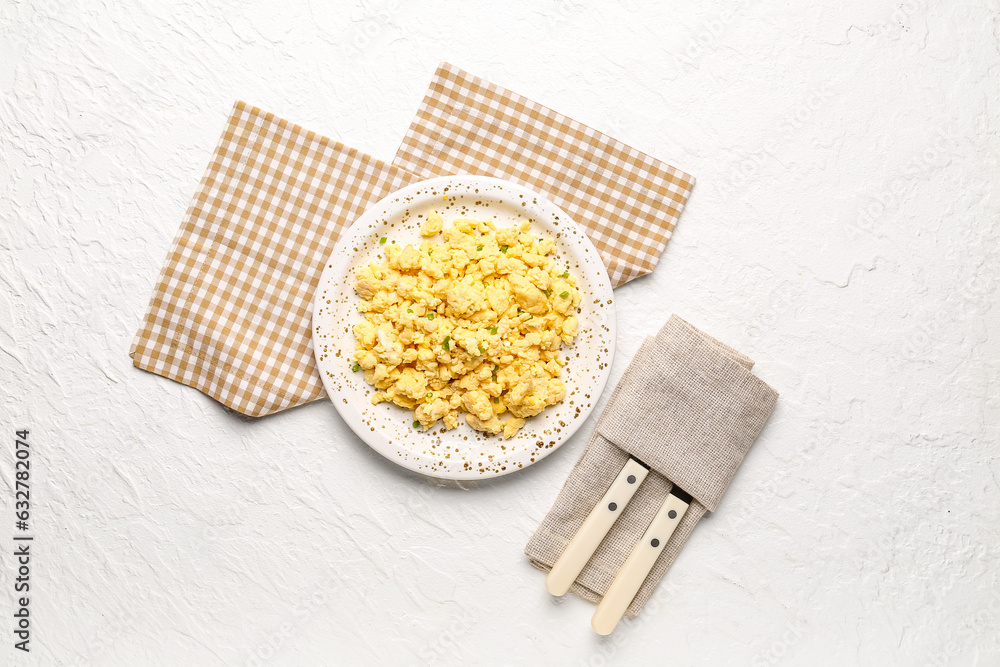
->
[[525, 315, 779, 618]]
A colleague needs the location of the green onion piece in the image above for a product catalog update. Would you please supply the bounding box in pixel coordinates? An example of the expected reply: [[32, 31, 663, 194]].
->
[[443, 336, 451, 351], [352, 364, 360, 372], [492, 365, 499, 372], [478, 344, 486, 354], [544, 289, 552, 297], [500, 245, 508, 253], [562, 271, 570, 278], [489, 326, 498, 335], [493, 397, 499, 404], [477, 245, 484, 251], [427, 312, 435, 320], [413, 420, 420, 428], [379, 236, 387, 244], [560, 291, 570, 299], [407, 309, 413, 313], [426, 392, 433, 398]]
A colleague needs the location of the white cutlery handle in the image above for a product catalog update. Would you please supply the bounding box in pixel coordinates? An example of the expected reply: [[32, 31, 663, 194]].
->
[[591, 491, 690, 635], [545, 459, 650, 596]]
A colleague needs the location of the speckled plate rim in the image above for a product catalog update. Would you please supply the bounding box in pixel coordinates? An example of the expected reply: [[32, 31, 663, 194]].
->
[[311, 175, 615, 480]]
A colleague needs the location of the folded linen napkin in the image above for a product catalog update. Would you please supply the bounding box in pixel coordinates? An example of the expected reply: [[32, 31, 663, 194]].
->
[[525, 315, 778, 618], [131, 63, 695, 417]]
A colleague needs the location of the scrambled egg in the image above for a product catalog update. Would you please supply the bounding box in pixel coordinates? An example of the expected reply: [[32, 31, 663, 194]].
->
[[351, 211, 581, 439]]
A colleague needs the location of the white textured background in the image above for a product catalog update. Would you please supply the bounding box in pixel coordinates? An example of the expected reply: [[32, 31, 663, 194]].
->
[[1, 0, 998, 665]]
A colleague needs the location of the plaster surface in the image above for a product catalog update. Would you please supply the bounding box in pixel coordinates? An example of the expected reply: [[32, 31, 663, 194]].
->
[[1, 1, 998, 665]]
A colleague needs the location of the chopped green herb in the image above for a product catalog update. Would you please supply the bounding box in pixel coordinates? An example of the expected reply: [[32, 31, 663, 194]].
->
[[500, 245, 508, 253], [544, 289, 552, 297], [492, 365, 499, 373], [442, 336, 451, 351], [562, 271, 570, 278], [477, 245, 484, 251], [493, 397, 499, 404], [407, 309, 413, 313], [352, 363, 360, 372], [560, 291, 570, 299], [412, 420, 420, 428], [426, 392, 433, 398], [482, 280, 488, 287], [426, 312, 435, 320], [379, 236, 387, 244], [478, 344, 486, 354], [489, 326, 498, 335]]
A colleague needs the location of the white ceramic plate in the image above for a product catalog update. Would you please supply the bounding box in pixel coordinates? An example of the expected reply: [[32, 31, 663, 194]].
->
[[312, 176, 615, 480]]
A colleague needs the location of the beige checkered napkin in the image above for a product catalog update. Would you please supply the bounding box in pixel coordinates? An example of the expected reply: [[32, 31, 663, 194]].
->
[[132, 66, 695, 417], [525, 315, 778, 618], [130, 101, 421, 417], [393, 63, 696, 287]]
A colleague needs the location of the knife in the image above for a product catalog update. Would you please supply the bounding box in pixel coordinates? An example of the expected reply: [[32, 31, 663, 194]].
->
[[591, 484, 693, 635], [545, 458, 651, 596]]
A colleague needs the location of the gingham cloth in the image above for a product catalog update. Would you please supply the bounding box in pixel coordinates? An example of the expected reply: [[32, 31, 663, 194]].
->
[[396, 63, 694, 285], [130, 64, 695, 417]]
